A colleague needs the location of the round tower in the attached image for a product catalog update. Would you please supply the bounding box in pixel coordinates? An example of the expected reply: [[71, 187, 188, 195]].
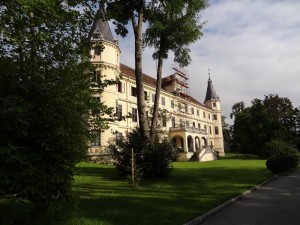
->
[[89, 18, 121, 150], [204, 73, 225, 156]]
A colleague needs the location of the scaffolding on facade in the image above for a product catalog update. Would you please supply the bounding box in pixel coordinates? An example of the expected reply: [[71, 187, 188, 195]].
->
[[171, 64, 190, 98], [170, 64, 192, 129]]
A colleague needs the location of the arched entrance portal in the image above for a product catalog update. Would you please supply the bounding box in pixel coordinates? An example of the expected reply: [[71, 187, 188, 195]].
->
[[172, 135, 184, 152], [201, 137, 207, 150], [195, 136, 200, 151], [187, 135, 194, 152]]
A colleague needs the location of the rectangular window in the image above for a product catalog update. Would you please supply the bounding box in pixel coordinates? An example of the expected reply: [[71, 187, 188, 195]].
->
[[116, 104, 122, 121], [178, 103, 182, 111], [171, 100, 175, 108], [92, 71, 101, 83], [94, 46, 101, 55], [198, 123, 200, 129], [144, 91, 148, 100], [213, 114, 218, 120], [203, 112, 206, 118], [215, 126, 219, 135], [131, 86, 137, 97], [91, 97, 100, 116], [118, 81, 125, 93], [161, 97, 165, 106], [90, 130, 100, 146], [162, 116, 167, 127], [213, 102, 216, 107], [117, 81, 122, 92], [191, 107, 194, 115], [152, 93, 155, 103], [180, 119, 184, 126], [193, 122, 195, 127], [185, 104, 188, 113], [209, 126, 212, 134], [197, 109, 199, 116], [172, 117, 176, 127], [208, 113, 211, 119], [132, 108, 138, 122]]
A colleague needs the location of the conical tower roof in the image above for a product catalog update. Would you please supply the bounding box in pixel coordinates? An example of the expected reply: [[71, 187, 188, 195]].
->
[[88, 18, 114, 42], [204, 77, 219, 102]]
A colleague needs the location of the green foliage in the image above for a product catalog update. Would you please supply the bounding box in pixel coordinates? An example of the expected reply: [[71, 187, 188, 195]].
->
[[260, 140, 298, 159], [144, 0, 208, 67], [1, 159, 272, 225], [262, 140, 299, 174], [0, 0, 113, 214], [221, 116, 232, 151], [231, 95, 300, 155], [109, 128, 179, 178], [266, 155, 298, 174]]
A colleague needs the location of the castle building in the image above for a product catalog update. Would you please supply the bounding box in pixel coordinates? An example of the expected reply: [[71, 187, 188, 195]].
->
[[88, 19, 224, 161]]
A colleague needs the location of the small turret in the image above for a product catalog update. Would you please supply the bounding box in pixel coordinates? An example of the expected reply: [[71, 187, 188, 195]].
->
[[204, 76, 219, 102], [204, 69, 220, 110], [203, 69, 224, 156], [89, 18, 114, 42]]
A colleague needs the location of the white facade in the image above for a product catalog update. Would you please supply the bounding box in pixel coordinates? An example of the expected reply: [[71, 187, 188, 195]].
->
[[88, 20, 224, 161]]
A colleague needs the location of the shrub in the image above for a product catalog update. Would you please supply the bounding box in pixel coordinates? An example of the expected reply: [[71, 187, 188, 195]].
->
[[266, 155, 298, 174], [108, 129, 179, 178], [260, 140, 298, 159]]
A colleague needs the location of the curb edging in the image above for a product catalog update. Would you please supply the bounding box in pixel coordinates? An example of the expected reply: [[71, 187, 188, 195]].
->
[[183, 176, 277, 225]]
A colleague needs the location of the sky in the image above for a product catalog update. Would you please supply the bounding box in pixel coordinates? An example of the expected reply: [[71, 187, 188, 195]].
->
[[112, 0, 300, 123]]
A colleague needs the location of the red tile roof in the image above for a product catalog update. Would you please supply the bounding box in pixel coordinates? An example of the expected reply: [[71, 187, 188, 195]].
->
[[120, 63, 157, 87]]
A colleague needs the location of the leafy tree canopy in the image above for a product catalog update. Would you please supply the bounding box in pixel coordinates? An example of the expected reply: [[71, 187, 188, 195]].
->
[[0, 0, 113, 213], [230, 94, 300, 156]]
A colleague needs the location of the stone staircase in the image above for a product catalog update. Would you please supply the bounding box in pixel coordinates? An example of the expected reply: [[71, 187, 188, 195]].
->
[[186, 147, 219, 162]]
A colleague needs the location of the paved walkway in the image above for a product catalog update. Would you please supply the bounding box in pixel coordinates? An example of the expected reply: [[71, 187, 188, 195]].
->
[[198, 168, 300, 225]]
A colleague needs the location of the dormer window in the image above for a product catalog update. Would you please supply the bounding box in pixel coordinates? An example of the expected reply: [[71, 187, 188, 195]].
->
[[93, 29, 103, 40], [93, 33, 100, 40]]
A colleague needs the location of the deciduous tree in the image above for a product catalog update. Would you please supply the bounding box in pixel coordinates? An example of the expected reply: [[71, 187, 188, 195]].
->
[[106, 0, 149, 139], [144, 0, 208, 142], [230, 94, 299, 155], [0, 0, 112, 213]]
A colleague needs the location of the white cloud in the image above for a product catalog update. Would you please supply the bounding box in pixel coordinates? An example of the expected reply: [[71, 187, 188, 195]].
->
[[115, 0, 300, 123]]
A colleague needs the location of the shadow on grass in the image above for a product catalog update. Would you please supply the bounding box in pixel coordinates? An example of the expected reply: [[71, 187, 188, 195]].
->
[[1, 161, 272, 225], [75, 163, 123, 181], [60, 165, 272, 225]]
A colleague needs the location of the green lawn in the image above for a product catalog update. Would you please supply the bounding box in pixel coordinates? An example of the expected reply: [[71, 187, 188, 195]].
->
[[1, 154, 272, 225]]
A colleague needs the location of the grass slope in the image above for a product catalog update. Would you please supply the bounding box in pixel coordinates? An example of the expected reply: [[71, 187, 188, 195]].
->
[[1, 154, 272, 225]]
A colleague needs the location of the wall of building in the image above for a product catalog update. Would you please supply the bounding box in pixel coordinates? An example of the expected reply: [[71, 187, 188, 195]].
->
[[89, 36, 224, 158]]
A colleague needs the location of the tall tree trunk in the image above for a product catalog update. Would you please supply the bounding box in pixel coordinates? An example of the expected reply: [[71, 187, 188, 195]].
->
[[150, 53, 164, 143], [131, 3, 148, 139]]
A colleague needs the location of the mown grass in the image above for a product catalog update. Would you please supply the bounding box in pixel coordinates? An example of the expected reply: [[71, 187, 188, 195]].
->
[[1, 154, 272, 225]]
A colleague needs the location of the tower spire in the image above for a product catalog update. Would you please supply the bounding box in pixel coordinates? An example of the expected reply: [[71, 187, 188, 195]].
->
[[204, 68, 219, 102], [88, 11, 114, 42]]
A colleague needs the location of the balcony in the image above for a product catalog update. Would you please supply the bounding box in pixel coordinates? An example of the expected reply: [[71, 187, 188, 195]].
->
[[169, 125, 207, 135]]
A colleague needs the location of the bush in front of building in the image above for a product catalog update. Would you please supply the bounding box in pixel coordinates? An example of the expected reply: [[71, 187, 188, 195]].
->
[[263, 140, 299, 174], [266, 154, 298, 174], [108, 128, 179, 178]]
